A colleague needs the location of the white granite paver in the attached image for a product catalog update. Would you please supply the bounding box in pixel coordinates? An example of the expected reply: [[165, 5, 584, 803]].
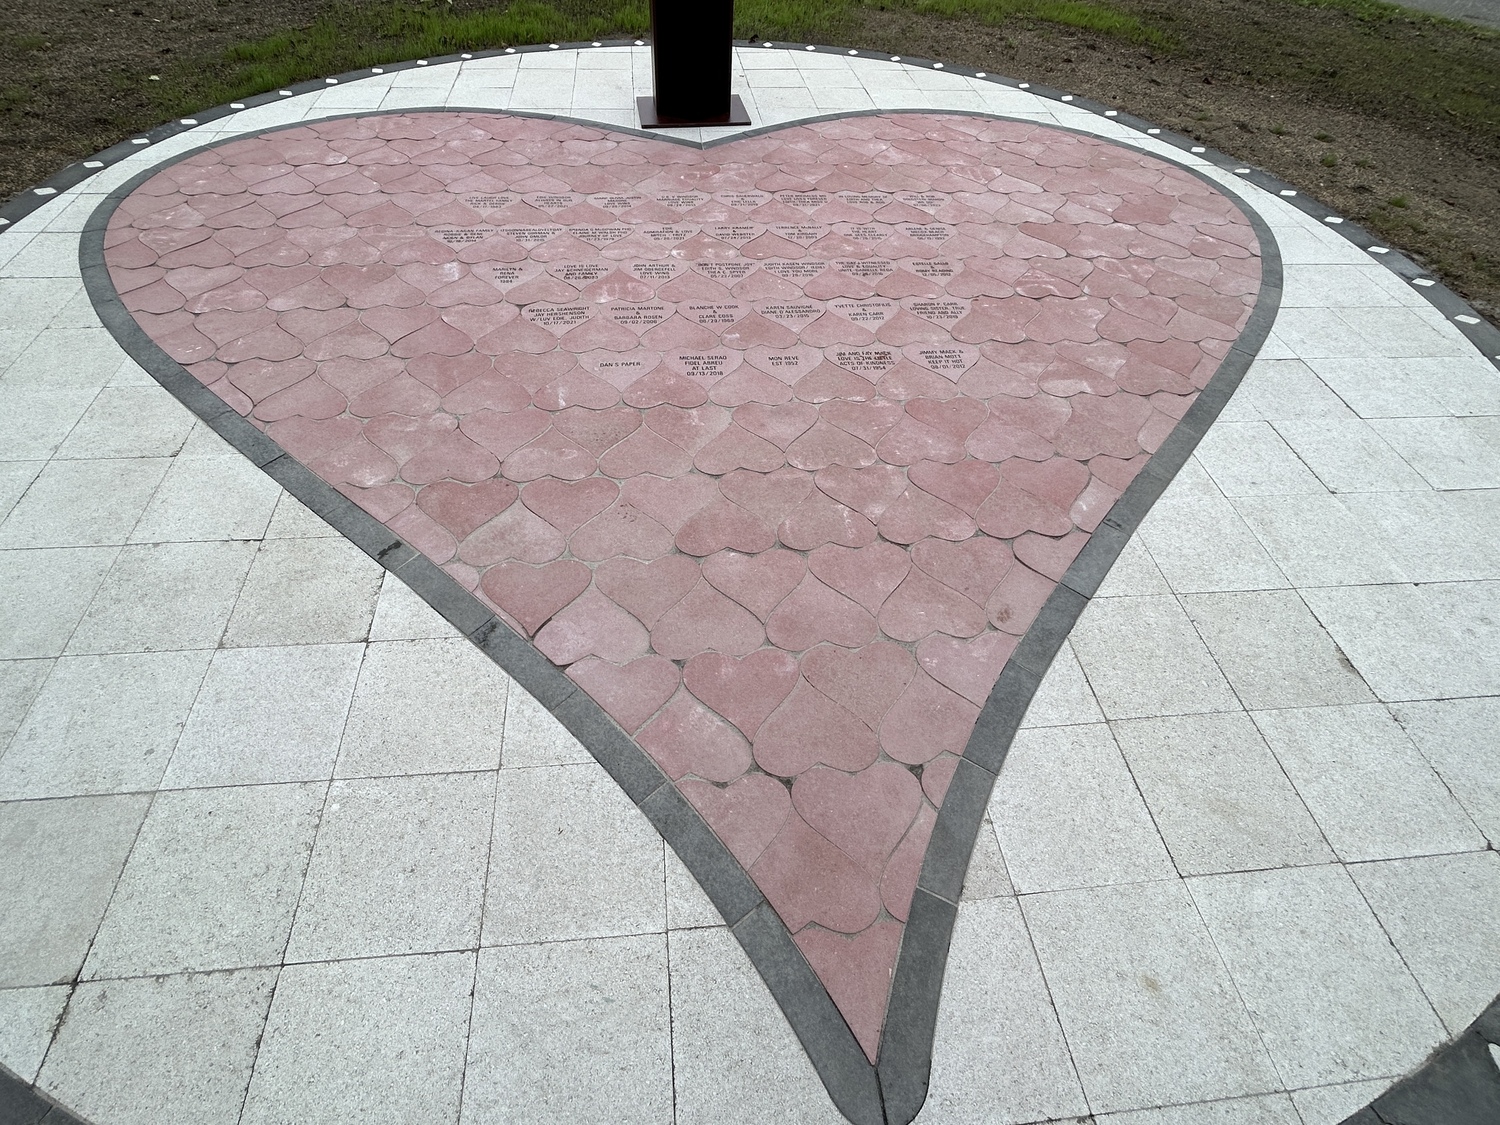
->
[[1, 44, 1497, 1125]]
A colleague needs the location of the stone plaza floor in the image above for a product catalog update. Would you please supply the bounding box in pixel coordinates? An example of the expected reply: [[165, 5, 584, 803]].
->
[[1, 43, 1499, 1125]]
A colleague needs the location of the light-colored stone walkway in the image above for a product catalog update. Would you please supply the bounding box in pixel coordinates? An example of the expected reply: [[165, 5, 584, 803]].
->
[[1, 45, 1497, 1125]]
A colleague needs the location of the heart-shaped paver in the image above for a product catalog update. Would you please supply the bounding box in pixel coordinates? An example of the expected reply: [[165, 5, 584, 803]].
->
[[94, 109, 1265, 1120]]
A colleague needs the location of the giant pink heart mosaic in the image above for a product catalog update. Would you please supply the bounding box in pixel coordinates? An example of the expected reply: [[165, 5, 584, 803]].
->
[[99, 109, 1260, 1099]]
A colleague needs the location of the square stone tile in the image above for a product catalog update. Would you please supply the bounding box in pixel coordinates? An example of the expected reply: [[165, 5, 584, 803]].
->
[[1308, 357, 1450, 419], [1234, 494, 1408, 588], [1304, 582, 1500, 701], [241, 953, 473, 1125], [1069, 595, 1239, 720], [1181, 590, 1373, 710], [464, 935, 672, 1125], [668, 926, 846, 1125], [286, 771, 494, 961], [992, 724, 1174, 893], [66, 540, 257, 654], [0, 389, 99, 461], [1371, 416, 1500, 490], [164, 643, 363, 787], [0, 279, 86, 337], [484, 761, 664, 945], [665, 844, 721, 929], [1189, 864, 1446, 1087], [1335, 306, 1469, 358], [84, 783, 323, 978], [0, 460, 43, 524], [1351, 851, 1500, 1034], [130, 454, 282, 543], [0, 658, 50, 744], [1289, 1079, 1393, 1125], [1, 327, 129, 389], [0, 650, 210, 798], [1271, 418, 1428, 494], [54, 387, 194, 459], [0, 457, 169, 548], [1136, 464, 1288, 594], [1019, 641, 1104, 728], [1194, 422, 1325, 497], [0, 794, 149, 987], [370, 572, 463, 640], [38, 968, 275, 1125], [1280, 265, 1405, 310], [1254, 704, 1484, 861], [501, 683, 592, 768], [0, 985, 68, 1082], [222, 536, 382, 647], [1338, 489, 1500, 583], [1112, 712, 1333, 876], [1095, 536, 1171, 598], [1096, 1093, 1301, 1124], [961, 813, 1014, 901], [1394, 697, 1500, 845], [337, 638, 508, 777], [1218, 359, 1354, 423], [1022, 879, 1278, 1114], [923, 896, 1087, 1124], [263, 491, 338, 537], [0, 546, 116, 659]]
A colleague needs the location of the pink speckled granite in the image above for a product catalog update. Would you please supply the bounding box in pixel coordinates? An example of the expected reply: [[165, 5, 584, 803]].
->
[[105, 111, 1260, 1061]]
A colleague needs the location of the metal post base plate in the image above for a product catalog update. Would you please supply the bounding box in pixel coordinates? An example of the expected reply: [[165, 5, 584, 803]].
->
[[636, 95, 752, 129]]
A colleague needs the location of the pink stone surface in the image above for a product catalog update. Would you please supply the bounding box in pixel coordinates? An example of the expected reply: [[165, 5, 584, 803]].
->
[[106, 111, 1261, 1061]]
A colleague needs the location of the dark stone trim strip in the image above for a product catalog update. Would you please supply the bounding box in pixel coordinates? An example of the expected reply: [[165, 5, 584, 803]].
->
[[44, 69, 1427, 1125], [0, 1064, 92, 1125]]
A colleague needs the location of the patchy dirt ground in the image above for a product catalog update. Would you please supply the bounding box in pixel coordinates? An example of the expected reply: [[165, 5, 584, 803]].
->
[[2, 0, 1497, 315]]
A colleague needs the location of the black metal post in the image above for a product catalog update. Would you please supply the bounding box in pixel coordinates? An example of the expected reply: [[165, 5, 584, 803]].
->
[[637, 0, 750, 127]]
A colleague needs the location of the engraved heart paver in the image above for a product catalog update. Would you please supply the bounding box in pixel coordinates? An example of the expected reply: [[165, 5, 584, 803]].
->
[[101, 111, 1260, 1068]]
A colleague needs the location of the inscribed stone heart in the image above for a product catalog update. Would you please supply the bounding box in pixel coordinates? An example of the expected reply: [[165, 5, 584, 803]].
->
[[99, 109, 1262, 1109]]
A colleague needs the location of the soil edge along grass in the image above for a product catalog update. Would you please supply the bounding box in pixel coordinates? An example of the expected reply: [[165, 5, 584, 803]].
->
[[0, 0, 1497, 312]]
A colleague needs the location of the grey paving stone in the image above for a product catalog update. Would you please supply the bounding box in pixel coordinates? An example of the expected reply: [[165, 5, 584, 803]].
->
[[1194, 422, 1325, 497], [241, 953, 472, 1125], [1305, 581, 1500, 701], [1069, 595, 1240, 720], [222, 537, 382, 648], [0, 328, 39, 374], [992, 724, 1174, 894], [921, 896, 1085, 1124], [1289, 1078, 1395, 1125], [84, 782, 323, 978], [500, 683, 593, 768], [54, 387, 194, 459], [1372, 416, 1500, 490], [0, 389, 97, 464], [1137, 489, 1290, 594], [66, 540, 256, 654], [1394, 697, 1500, 846], [1218, 359, 1354, 423], [665, 845, 722, 929], [0, 279, 88, 339], [286, 772, 494, 961], [0, 457, 168, 549], [0, 986, 69, 1083], [1253, 703, 1484, 862], [1021, 879, 1279, 1114], [1351, 852, 1500, 1035], [0, 461, 43, 524], [668, 926, 847, 1125], [0, 234, 84, 279], [1272, 418, 1429, 494], [463, 935, 672, 1125], [0, 793, 148, 986], [164, 643, 363, 788], [0, 659, 50, 745], [1182, 590, 1373, 710], [369, 572, 463, 640], [485, 761, 664, 945], [1095, 1093, 1301, 1124], [337, 638, 508, 777], [129, 454, 282, 543], [1310, 357, 1472, 419], [1093, 536, 1171, 598], [1019, 641, 1103, 728], [959, 814, 1013, 901], [263, 491, 339, 538], [1280, 265, 1409, 310], [1339, 489, 1500, 583], [1335, 306, 1471, 359], [0, 650, 210, 799], [39, 970, 273, 1124], [1113, 711, 1333, 876], [1234, 494, 1409, 588], [1189, 864, 1447, 1087], [1, 327, 130, 389]]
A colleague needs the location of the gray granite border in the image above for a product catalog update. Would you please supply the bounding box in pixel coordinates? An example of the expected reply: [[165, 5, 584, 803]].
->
[[4, 61, 1436, 1124]]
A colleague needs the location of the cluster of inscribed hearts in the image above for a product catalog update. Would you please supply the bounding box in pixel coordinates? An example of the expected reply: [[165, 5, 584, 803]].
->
[[103, 111, 1260, 1061]]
